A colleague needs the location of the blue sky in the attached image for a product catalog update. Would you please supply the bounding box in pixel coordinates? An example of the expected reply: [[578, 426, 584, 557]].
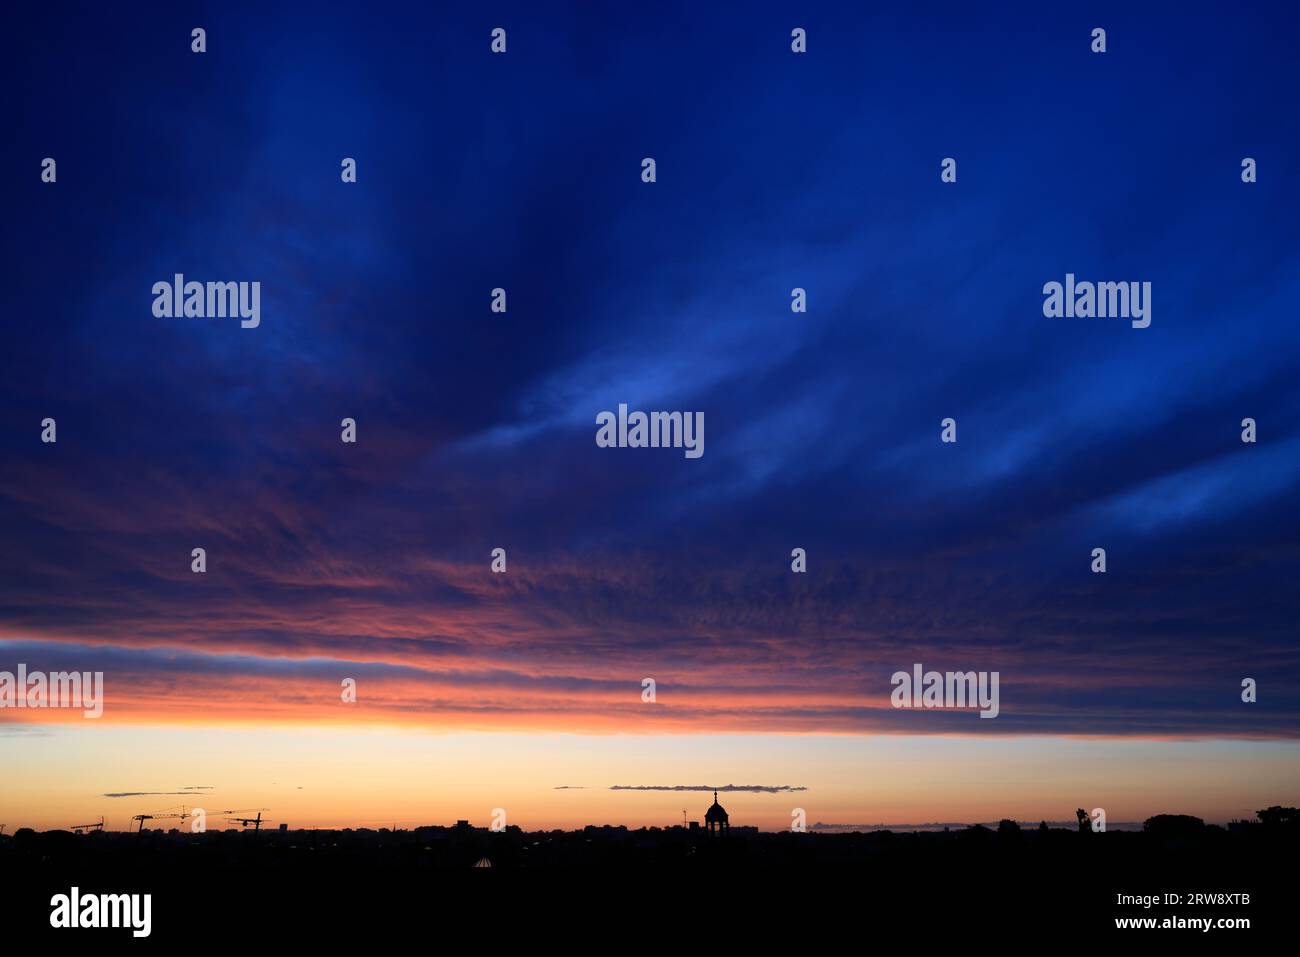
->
[[2, 0, 1298, 822]]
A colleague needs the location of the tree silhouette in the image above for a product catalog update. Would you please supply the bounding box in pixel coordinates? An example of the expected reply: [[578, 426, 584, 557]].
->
[[1075, 808, 1089, 833], [1257, 806, 1299, 828]]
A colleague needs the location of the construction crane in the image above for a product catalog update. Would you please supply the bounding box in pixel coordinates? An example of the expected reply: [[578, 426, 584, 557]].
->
[[131, 806, 189, 833], [222, 808, 270, 832], [70, 817, 104, 834]]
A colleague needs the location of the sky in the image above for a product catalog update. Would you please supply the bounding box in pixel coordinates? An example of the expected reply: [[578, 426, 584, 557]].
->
[[2, 2, 1298, 832]]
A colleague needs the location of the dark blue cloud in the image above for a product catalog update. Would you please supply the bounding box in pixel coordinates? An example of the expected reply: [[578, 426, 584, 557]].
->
[[1, 2, 1298, 736]]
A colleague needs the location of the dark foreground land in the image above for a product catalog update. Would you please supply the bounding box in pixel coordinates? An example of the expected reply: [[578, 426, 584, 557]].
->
[[0, 819, 1290, 942]]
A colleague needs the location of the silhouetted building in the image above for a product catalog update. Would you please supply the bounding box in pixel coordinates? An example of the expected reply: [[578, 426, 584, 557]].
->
[[705, 791, 729, 836]]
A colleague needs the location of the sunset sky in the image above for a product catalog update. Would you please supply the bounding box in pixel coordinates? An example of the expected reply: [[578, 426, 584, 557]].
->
[[3, 3, 1298, 832]]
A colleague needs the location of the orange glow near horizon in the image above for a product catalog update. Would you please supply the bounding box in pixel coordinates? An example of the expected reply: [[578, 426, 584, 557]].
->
[[2, 725, 1296, 834]]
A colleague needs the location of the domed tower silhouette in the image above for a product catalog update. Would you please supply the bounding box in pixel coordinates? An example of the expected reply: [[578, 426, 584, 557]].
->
[[705, 790, 729, 836]]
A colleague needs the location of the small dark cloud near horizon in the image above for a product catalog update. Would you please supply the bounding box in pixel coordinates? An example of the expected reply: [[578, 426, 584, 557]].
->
[[102, 787, 213, 798], [610, 784, 807, 794], [553, 785, 588, 790]]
